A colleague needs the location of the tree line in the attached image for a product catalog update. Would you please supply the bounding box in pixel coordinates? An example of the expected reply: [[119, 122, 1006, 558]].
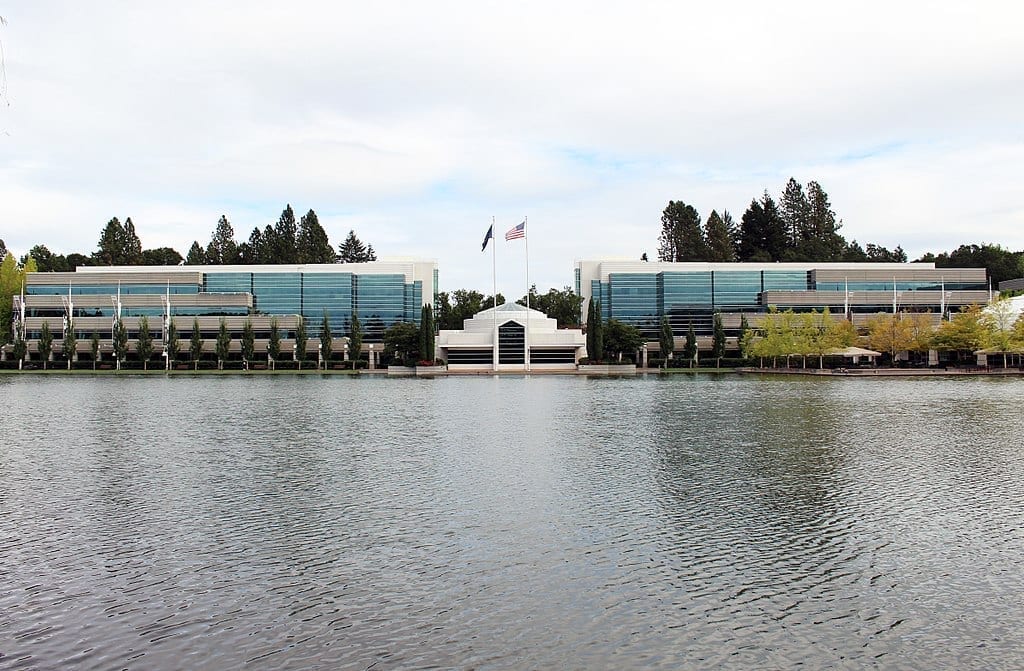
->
[[657, 178, 907, 264], [3, 206, 377, 272]]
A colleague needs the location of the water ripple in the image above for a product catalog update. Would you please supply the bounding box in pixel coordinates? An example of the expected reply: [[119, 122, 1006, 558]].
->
[[1, 375, 1023, 669]]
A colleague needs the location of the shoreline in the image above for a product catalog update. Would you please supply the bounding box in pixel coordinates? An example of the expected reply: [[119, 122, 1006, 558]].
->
[[2, 366, 1023, 378]]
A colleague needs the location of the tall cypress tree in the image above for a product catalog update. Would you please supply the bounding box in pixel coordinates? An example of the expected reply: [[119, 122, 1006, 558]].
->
[[137, 315, 154, 370], [683, 321, 697, 368], [320, 311, 333, 369], [659, 314, 674, 367], [215, 318, 231, 370], [38, 320, 53, 370], [712, 313, 726, 367], [190, 317, 203, 370], [349, 312, 363, 368]]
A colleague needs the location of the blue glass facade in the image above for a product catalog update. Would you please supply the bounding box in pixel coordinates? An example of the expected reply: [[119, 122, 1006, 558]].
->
[[594, 266, 985, 338]]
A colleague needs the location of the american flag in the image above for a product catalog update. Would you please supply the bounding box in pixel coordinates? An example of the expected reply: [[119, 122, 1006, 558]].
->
[[505, 221, 526, 241]]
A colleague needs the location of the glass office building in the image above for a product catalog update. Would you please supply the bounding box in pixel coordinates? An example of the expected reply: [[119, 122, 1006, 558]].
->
[[20, 260, 437, 344], [576, 260, 990, 338]]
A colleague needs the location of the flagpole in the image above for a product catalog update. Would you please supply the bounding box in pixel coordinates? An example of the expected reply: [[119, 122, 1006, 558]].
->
[[524, 216, 530, 372], [492, 215, 498, 372]]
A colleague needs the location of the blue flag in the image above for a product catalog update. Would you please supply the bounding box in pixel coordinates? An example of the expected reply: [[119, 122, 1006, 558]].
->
[[481, 224, 493, 252]]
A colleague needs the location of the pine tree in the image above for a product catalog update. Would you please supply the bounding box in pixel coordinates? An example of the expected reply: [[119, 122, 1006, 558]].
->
[[780, 178, 811, 249], [659, 314, 674, 367], [657, 201, 705, 261], [704, 210, 735, 262], [207, 215, 239, 265], [761, 193, 788, 261], [272, 205, 299, 264], [0, 239, 6, 259], [186, 241, 205, 264], [137, 315, 154, 370], [242, 227, 265, 264], [806, 181, 846, 260], [94, 218, 126, 265], [297, 209, 335, 264], [122, 218, 144, 265], [337, 230, 375, 263]]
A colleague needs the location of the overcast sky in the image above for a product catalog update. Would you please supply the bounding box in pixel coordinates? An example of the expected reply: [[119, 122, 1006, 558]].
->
[[1, 2, 1022, 297]]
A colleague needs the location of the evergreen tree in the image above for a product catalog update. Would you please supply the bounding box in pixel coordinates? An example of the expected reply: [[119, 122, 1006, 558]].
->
[[271, 205, 299, 264], [297, 209, 335, 264], [112, 318, 128, 370], [659, 314, 674, 367], [90, 330, 100, 370], [190, 317, 203, 370], [419, 304, 435, 363], [319, 311, 332, 369], [738, 314, 750, 360], [738, 194, 787, 261], [166, 320, 179, 368], [63, 321, 77, 369], [24, 245, 70, 272], [268, 316, 281, 369], [657, 200, 705, 261], [712, 313, 726, 367], [683, 321, 698, 368], [13, 333, 27, 370], [704, 210, 735, 262], [122, 218, 144, 265], [186, 241, 206, 265], [737, 199, 768, 262], [0, 239, 6, 259], [207, 215, 239, 265], [241, 318, 255, 370], [761, 193, 788, 261], [780, 178, 811, 249], [806, 181, 846, 260], [294, 317, 307, 369], [337, 230, 376, 263], [593, 300, 604, 361], [38, 320, 53, 370], [241, 227, 265, 264], [137, 315, 154, 370], [94, 218, 126, 265], [349, 312, 363, 367], [215, 318, 231, 370]]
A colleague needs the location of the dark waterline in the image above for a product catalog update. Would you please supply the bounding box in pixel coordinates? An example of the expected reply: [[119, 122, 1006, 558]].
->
[[1, 375, 1023, 670]]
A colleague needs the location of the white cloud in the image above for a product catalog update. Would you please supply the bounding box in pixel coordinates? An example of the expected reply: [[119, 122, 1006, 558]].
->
[[2, 1, 1023, 297]]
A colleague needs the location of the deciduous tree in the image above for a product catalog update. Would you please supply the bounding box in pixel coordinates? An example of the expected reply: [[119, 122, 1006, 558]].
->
[[38, 320, 53, 370]]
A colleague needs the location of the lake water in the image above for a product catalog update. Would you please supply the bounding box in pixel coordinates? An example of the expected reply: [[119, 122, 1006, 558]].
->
[[1, 374, 1023, 670]]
